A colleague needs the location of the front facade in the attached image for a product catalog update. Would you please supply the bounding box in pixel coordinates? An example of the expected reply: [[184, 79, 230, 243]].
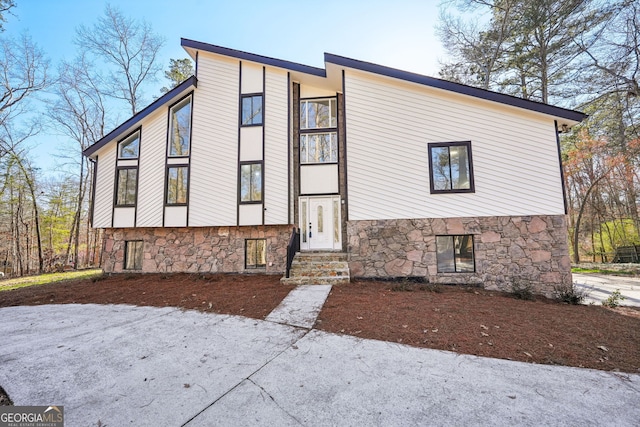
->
[[84, 39, 585, 295]]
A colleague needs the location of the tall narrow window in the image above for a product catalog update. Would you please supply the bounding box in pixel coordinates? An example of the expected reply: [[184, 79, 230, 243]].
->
[[333, 199, 340, 244], [116, 168, 137, 206], [118, 131, 140, 159], [245, 239, 266, 268], [436, 235, 475, 273], [240, 163, 262, 202], [428, 141, 474, 193], [125, 240, 143, 270], [317, 205, 324, 233], [168, 96, 192, 157], [301, 200, 307, 243], [166, 166, 188, 205], [241, 94, 263, 126]]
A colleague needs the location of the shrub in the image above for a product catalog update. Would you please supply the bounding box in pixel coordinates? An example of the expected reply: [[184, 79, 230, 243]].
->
[[602, 290, 626, 308], [390, 277, 436, 292], [553, 283, 589, 305], [91, 275, 107, 283], [509, 279, 535, 300]]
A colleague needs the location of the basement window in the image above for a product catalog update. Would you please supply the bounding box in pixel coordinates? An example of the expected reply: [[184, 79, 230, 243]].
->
[[124, 240, 143, 270], [436, 235, 474, 273], [245, 239, 266, 269]]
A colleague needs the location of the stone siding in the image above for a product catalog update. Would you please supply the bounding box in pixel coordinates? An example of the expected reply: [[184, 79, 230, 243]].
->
[[102, 225, 294, 274], [347, 215, 571, 296]]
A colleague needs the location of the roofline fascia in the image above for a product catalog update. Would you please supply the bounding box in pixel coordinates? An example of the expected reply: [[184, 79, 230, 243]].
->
[[181, 38, 326, 77], [324, 53, 587, 123], [83, 75, 198, 158]]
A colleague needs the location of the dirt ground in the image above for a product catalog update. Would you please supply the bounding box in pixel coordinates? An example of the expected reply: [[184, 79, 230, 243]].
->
[[1, 273, 639, 374]]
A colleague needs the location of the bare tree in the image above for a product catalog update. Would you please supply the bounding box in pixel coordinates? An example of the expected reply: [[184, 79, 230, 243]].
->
[[0, 33, 49, 159], [48, 54, 106, 268], [438, 0, 611, 104], [6, 147, 43, 273], [0, 0, 15, 32], [437, 0, 517, 90], [76, 4, 165, 115]]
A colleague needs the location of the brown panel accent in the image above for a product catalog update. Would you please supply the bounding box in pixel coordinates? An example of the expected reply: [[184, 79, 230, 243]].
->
[[337, 93, 348, 251], [292, 83, 301, 226]]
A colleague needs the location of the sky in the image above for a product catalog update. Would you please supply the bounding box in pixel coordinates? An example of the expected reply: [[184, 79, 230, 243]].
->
[[5, 0, 449, 174]]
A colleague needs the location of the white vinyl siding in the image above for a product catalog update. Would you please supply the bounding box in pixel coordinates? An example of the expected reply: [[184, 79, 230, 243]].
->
[[344, 70, 565, 220], [264, 69, 289, 225], [189, 54, 239, 226], [136, 110, 167, 227], [92, 147, 116, 228]]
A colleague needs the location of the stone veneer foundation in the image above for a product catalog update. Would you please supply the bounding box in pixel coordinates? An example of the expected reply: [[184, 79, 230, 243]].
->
[[102, 225, 294, 274], [102, 215, 571, 297], [347, 215, 572, 296]]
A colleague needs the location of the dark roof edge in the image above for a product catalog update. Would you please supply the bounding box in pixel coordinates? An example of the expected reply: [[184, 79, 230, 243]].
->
[[181, 38, 326, 77], [83, 76, 198, 157], [324, 53, 587, 123]]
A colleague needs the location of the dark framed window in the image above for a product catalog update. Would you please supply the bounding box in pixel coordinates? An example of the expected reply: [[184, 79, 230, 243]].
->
[[300, 133, 338, 163], [241, 94, 263, 126], [428, 141, 474, 193], [168, 96, 192, 157], [116, 168, 137, 206], [124, 240, 143, 270], [118, 131, 140, 159], [166, 166, 188, 205], [300, 98, 337, 129], [240, 162, 262, 202], [245, 239, 266, 268], [436, 235, 475, 273]]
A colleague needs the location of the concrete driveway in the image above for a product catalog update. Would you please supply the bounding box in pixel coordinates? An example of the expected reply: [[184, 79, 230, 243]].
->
[[1, 303, 639, 426], [573, 273, 640, 307]]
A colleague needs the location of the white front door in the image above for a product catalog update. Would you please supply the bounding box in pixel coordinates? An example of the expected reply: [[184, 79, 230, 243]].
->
[[299, 196, 341, 251]]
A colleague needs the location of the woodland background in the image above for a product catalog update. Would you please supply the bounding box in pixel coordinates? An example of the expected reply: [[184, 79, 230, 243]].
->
[[1, 0, 638, 277]]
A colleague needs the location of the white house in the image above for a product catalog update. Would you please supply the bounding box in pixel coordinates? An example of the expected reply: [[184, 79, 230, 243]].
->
[[83, 39, 585, 294]]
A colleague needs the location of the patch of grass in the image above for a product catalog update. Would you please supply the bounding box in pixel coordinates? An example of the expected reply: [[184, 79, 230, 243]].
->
[[571, 267, 635, 275], [0, 269, 103, 291]]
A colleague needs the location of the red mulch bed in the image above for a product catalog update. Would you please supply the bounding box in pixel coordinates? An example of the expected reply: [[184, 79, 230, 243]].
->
[[0, 273, 293, 320], [315, 280, 640, 373], [1, 274, 639, 374]]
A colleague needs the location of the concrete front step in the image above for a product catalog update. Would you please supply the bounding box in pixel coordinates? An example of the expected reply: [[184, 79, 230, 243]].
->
[[289, 269, 350, 278], [281, 252, 350, 286], [293, 252, 348, 262]]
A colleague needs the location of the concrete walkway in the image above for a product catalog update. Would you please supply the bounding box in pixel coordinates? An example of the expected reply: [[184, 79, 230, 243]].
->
[[1, 301, 638, 426], [265, 284, 332, 328], [573, 273, 640, 307]]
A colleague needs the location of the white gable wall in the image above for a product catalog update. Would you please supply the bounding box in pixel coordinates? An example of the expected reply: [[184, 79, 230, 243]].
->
[[344, 70, 565, 221], [189, 54, 239, 226], [92, 147, 116, 228]]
